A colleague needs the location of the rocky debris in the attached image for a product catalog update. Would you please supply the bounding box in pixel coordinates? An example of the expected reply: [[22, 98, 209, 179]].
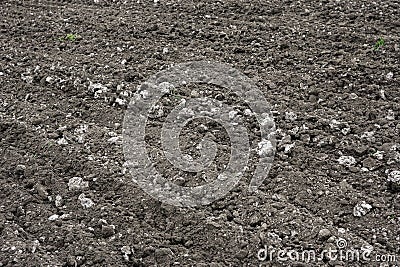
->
[[353, 201, 372, 217], [285, 111, 297, 121], [107, 136, 122, 144], [249, 214, 261, 227], [101, 224, 115, 238], [15, 164, 26, 176], [362, 157, 380, 170], [57, 137, 69, 145], [121, 246, 132, 262], [155, 248, 173, 264], [68, 177, 89, 191], [34, 183, 48, 199], [385, 72, 393, 80], [48, 214, 59, 221], [78, 193, 94, 209], [318, 228, 332, 240], [387, 170, 400, 192], [89, 81, 109, 98], [55, 195, 63, 207], [338, 156, 356, 167]]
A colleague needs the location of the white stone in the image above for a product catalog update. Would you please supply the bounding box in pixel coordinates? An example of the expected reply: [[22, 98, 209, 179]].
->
[[387, 170, 400, 183], [68, 177, 89, 190], [57, 138, 68, 145], [115, 98, 126, 106], [108, 136, 122, 144], [258, 139, 274, 156], [338, 156, 356, 167], [353, 201, 372, 217], [55, 195, 63, 207], [78, 193, 94, 208], [285, 111, 297, 121], [48, 214, 59, 221], [228, 110, 238, 119]]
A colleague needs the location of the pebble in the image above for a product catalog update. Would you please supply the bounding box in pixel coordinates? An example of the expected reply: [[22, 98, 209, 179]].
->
[[318, 228, 332, 240], [338, 156, 356, 167], [15, 164, 26, 175], [65, 255, 77, 267], [34, 183, 48, 199], [78, 193, 95, 208], [108, 136, 122, 144], [57, 138, 69, 145], [362, 157, 380, 170], [266, 80, 277, 89], [285, 111, 297, 121], [386, 110, 395, 121], [48, 214, 59, 221], [353, 201, 372, 217], [55, 195, 63, 207], [190, 90, 199, 97], [387, 170, 400, 191], [155, 248, 173, 264], [386, 72, 393, 80], [115, 98, 126, 106], [68, 177, 89, 190], [121, 246, 132, 262], [249, 214, 261, 227], [101, 224, 115, 237]]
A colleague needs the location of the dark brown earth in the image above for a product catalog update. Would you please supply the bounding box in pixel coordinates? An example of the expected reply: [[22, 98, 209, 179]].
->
[[0, 0, 399, 266]]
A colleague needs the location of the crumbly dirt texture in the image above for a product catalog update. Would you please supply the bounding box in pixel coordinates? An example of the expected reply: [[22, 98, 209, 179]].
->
[[0, 0, 399, 266]]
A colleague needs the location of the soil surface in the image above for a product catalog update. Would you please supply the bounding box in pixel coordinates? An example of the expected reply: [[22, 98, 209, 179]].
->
[[0, 0, 399, 266]]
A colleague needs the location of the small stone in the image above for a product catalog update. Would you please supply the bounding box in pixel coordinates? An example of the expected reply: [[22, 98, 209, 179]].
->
[[318, 228, 332, 240], [68, 177, 89, 190], [386, 72, 393, 80], [155, 248, 173, 264], [338, 156, 356, 167], [34, 183, 48, 199], [266, 80, 277, 89], [57, 138, 68, 145], [65, 255, 77, 267], [326, 236, 336, 243], [386, 110, 395, 121], [249, 214, 261, 227], [107, 136, 122, 144], [121, 246, 132, 255], [121, 246, 132, 262], [55, 195, 63, 207], [78, 193, 94, 208], [235, 249, 248, 260], [15, 164, 26, 175], [285, 111, 297, 121], [362, 157, 380, 170], [48, 214, 59, 221], [190, 90, 199, 97], [115, 98, 126, 106], [101, 224, 115, 237], [353, 201, 372, 217], [387, 170, 400, 192], [339, 180, 351, 192]]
